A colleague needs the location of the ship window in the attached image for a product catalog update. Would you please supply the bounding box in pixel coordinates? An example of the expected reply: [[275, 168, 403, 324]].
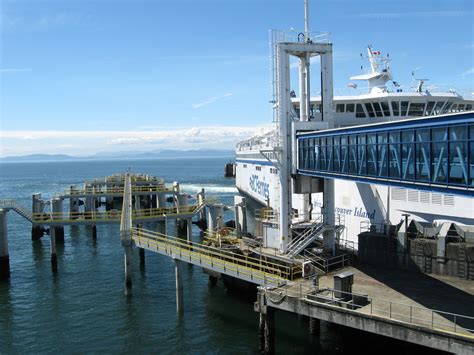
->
[[391, 101, 400, 116], [380, 101, 390, 116], [243, 164, 247, 168], [373, 102, 383, 117], [295, 108, 300, 118], [425, 101, 435, 115], [433, 101, 445, 115], [450, 104, 458, 112], [336, 104, 345, 113], [400, 101, 409, 116], [364, 103, 375, 117], [408, 103, 425, 117], [255, 166, 262, 171], [466, 104, 472, 111], [346, 103, 355, 113], [458, 104, 465, 111], [449, 125, 468, 185], [356, 104, 365, 117]]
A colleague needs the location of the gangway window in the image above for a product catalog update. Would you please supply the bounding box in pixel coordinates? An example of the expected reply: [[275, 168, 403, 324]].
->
[[416, 129, 430, 181], [349, 136, 357, 174], [367, 133, 377, 176], [449, 125, 468, 186], [389, 131, 401, 178], [431, 127, 448, 184], [401, 130, 415, 180], [378, 132, 388, 177], [391, 101, 400, 116], [357, 134, 367, 175]]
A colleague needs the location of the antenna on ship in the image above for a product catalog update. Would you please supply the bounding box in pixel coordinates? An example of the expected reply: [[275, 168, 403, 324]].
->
[[304, 0, 310, 40]]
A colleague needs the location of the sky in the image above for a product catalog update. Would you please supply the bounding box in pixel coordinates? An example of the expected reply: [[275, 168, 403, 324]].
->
[[0, 0, 473, 157]]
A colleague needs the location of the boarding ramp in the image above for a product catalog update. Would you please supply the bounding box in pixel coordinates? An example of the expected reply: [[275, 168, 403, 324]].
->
[[0, 200, 34, 223], [297, 111, 474, 197]]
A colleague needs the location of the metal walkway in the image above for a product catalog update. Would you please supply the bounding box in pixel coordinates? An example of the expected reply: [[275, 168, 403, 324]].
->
[[297, 111, 474, 196], [0, 199, 204, 226], [132, 227, 293, 286]]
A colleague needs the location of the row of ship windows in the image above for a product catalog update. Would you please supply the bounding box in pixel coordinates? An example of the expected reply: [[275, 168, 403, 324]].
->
[[296, 101, 472, 119], [239, 163, 278, 174], [236, 152, 277, 160]]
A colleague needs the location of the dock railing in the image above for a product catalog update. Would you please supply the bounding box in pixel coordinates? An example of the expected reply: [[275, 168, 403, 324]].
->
[[265, 285, 474, 338], [132, 227, 296, 284]]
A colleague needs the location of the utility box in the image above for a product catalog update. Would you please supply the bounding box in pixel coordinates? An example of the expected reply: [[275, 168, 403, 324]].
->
[[334, 271, 354, 300], [293, 175, 324, 194]]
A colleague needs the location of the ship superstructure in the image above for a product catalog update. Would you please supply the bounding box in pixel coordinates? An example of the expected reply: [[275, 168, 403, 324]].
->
[[235, 16, 473, 252]]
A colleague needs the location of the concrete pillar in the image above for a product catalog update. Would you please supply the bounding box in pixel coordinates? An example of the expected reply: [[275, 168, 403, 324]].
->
[[259, 313, 266, 352], [124, 247, 132, 295], [92, 225, 97, 241], [0, 209, 10, 280], [50, 228, 58, 274], [175, 259, 184, 315], [186, 218, 192, 242], [51, 198, 64, 243], [234, 196, 248, 236], [176, 193, 189, 236], [309, 317, 320, 336], [207, 204, 224, 233], [264, 308, 275, 354], [139, 247, 145, 268], [323, 179, 336, 255], [69, 185, 80, 218], [32, 193, 45, 241], [208, 275, 218, 287]]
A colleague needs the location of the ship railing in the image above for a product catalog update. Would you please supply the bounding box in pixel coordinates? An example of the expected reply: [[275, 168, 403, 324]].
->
[[265, 285, 474, 338], [270, 29, 331, 44]]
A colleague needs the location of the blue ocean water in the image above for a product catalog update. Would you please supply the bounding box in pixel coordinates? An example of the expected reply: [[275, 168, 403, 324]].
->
[[0, 157, 326, 354]]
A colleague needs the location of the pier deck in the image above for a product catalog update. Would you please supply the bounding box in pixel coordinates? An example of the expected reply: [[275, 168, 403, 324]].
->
[[257, 264, 474, 354]]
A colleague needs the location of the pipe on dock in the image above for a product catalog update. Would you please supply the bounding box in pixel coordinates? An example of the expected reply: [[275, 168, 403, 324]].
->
[[0, 209, 10, 280], [32, 193, 45, 241]]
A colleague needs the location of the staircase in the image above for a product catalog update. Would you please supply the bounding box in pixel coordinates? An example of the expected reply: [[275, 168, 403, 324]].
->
[[0, 200, 34, 223], [287, 218, 325, 258], [415, 241, 432, 274]]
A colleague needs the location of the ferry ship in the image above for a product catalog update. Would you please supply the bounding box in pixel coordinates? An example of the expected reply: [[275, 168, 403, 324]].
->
[[235, 44, 474, 250]]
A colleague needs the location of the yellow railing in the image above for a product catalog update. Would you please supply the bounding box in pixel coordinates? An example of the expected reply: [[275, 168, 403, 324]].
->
[[31, 204, 203, 223], [64, 185, 172, 196], [132, 227, 295, 282]]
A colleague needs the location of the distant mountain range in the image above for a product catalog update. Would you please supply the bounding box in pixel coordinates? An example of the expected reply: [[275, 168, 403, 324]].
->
[[0, 149, 235, 162]]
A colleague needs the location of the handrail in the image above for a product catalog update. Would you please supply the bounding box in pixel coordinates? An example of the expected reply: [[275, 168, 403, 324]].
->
[[265, 285, 474, 338], [132, 227, 294, 282]]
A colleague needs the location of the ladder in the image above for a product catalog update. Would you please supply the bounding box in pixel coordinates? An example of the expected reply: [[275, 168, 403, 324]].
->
[[287, 217, 325, 258]]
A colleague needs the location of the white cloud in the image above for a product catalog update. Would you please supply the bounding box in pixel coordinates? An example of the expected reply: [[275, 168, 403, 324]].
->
[[192, 93, 232, 109], [462, 68, 474, 77], [0, 125, 274, 157]]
